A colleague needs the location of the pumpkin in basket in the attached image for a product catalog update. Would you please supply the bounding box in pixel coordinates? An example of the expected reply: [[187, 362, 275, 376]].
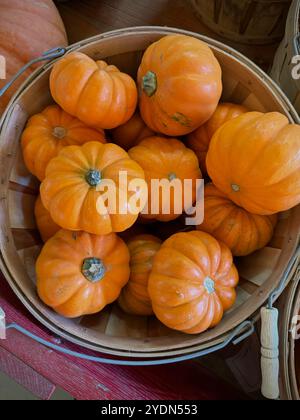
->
[[118, 235, 161, 316], [111, 112, 155, 151], [187, 103, 248, 174], [128, 136, 202, 222], [138, 34, 222, 136], [199, 184, 278, 256], [21, 105, 106, 181], [0, 0, 67, 114], [50, 52, 138, 129], [148, 231, 239, 334], [36, 230, 130, 318], [207, 112, 300, 215], [35, 196, 60, 243], [40, 141, 146, 235]]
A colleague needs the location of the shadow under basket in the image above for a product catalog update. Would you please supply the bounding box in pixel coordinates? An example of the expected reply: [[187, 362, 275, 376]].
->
[[0, 27, 299, 359]]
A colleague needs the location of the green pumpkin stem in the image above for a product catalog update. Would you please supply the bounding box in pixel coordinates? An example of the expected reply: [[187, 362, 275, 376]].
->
[[142, 71, 157, 97], [82, 258, 106, 283], [86, 169, 102, 187], [204, 277, 215, 295], [231, 184, 240, 192], [53, 127, 67, 139]]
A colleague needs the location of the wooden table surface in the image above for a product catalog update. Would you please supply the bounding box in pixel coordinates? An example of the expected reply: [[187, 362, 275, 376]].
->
[[1, 0, 274, 400], [56, 0, 280, 71]]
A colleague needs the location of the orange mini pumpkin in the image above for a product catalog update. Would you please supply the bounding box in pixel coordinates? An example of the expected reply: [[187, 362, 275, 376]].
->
[[21, 105, 106, 181], [50, 52, 138, 130], [35, 196, 60, 242], [187, 103, 247, 174], [199, 184, 278, 256], [36, 230, 130, 318], [129, 136, 202, 222], [138, 35, 222, 136], [118, 235, 161, 316], [148, 231, 239, 334], [111, 112, 155, 151], [40, 141, 146, 235], [0, 0, 67, 114], [206, 112, 300, 215]]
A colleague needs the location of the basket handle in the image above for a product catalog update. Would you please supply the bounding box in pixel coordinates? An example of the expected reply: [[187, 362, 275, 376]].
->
[[0, 306, 255, 366], [260, 307, 280, 400], [0, 47, 67, 99]]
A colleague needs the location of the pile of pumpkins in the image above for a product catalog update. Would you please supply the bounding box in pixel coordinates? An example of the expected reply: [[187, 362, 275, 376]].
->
[[21, 34, 300, 335]]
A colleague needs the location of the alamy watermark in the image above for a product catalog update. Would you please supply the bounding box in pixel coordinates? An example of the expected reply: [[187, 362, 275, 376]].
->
[[291, 315, 300, 340], [291, 55, 300, 80], [0, 54, 6, 80], [93, 171, 204, 226]]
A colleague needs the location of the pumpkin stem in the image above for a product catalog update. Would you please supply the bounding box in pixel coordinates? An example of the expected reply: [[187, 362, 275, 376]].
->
[[231, 184, 240, 192], [142, 71, 157, 97], [204, 277, 215, 294], [82, 258, 106, 282], [168, 172, 177, 181], [86, 169, 102, 187], [53, 127, 67, 139]]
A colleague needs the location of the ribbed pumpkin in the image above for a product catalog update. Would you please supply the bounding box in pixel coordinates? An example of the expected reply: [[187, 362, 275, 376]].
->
[[187, 103, 248, 174], [118, 235, 161, 316], [36, 230, 130, 318], [207, 112, 300, 215], [40, 141, 146, 235], [199, 184, 278, 256], [129, 136, 202, 222], [138, 34, 222, 136], [148, 231, 239, 334], [50, 52, 138, 129], [0, 0, 67, 114], [35, 196, 60, 243], [21, 105, 106, 181], [111, 112, 155, 151]]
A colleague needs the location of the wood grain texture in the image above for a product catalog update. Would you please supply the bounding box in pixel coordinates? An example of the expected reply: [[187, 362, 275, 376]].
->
[[0, 278, 246, 400], [0, 346, 56, 400], [56, 0, 279, 70]]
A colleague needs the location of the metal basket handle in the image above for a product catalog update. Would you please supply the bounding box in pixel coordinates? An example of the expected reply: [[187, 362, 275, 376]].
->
[[0, 47, 67, 99], [0, 310, 254, 366]]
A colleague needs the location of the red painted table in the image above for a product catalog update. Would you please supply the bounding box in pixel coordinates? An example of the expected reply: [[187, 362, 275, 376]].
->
[[0, 276, 246, 400]]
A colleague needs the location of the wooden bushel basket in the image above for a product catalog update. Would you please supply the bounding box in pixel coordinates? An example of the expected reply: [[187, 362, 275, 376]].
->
[[0, 28, 299, 373], [271, 0, 300, 114], [190, 0, 291, 45]]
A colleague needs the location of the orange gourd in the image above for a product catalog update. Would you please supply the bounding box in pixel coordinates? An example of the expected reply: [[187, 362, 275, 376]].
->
[[35, 196, 60, 243], [0, 0, 67, 114], [36, 230, 130, 318], [129, 136, 202, 222], [138, 34, 222, 136], [50, 52, 138, 129], [206, 112, 300, 215], [40, 141, 146, 235], [199, 184, 278, 256], [118, 235, 161, 316], [111, 112, 155, 151], [21, 105, 106, 181], [148, 231, 239, 334], [187, 103, 248, 174]]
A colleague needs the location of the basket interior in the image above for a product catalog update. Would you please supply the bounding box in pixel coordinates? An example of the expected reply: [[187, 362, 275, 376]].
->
[[1, 28, 300, 356]]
